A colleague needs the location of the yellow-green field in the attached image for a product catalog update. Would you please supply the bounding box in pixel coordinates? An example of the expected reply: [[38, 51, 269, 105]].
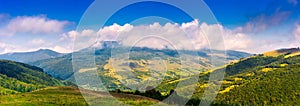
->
[[0, 86, 159, 106]]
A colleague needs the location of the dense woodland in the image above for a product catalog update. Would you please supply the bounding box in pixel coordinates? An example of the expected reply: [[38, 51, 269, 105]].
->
[[212, 55, 300, 105], [0, 60, 66, 95]]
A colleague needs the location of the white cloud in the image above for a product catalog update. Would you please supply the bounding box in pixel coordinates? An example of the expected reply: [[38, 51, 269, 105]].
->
[[59, 20, 253, 53], [0, 43, 9, 54], [60, 29, 97, 41], [97, 23, 133, 41], [52, 46, 72, 53], [0, 41, 72, 54], [0, 15, 69, 36], [10, 18, 295, 54], [0, 15, 72, 54], [2, 19, 295, 54], [222, 28, 253, 51], [293, 23, 300, 41], [29, 38, 46, 45], [59, 24, 134, 51], [0, 42, 33, 54]]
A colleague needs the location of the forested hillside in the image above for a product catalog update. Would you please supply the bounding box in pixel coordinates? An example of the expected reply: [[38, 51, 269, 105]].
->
[[0, 60, 65, 95], [212, 51, 300, 105], [133, 48, 300, 105]]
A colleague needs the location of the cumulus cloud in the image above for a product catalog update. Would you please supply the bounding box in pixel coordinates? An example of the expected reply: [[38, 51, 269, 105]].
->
[[0, 15, 69, 36], [3, 18, 290, 54], [60, 20, 253, 52], [0, 15, 72, 54], [97, 23, 133, 41], [60, 24, 134, 51], [220, 27, 253, 51], [60, 29, 97, 41]]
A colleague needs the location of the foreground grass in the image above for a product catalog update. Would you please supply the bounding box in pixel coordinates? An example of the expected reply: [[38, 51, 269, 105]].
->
[[0, 86, 159, 106]]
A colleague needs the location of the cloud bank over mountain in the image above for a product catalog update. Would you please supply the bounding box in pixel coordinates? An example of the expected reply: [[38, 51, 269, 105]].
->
[[0, 15, 299, 54], [60, 20, 252, 52]]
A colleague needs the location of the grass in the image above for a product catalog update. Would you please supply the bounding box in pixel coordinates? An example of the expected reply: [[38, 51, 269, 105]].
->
[[219, 85, 236, 94], [261, 68, 275, 73], [0, 86, 159, 106], [0, 87, 87, 106], [284, 51, 300, 58], [263, 48, 300, 57], [263, 51, 281, 57]]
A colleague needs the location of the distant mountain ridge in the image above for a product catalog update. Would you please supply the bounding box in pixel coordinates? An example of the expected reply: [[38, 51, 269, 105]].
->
[[0, 49, 63, 63], [31, 47, 252, 81]]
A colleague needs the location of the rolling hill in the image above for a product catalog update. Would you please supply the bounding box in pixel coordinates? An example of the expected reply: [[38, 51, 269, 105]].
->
[[124, 48, 300, 105], [0, 49, 63, 63], [0, 60, 65, 95], [211, 49, 300, 105], [178, 48, 300, 105]]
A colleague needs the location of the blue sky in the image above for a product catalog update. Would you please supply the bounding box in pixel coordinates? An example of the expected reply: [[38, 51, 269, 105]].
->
[[0, 0, 300, 54], [1, 0, 299, 26]]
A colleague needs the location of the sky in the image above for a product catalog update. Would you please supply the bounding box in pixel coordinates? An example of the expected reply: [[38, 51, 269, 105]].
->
[[0, 0, 300, 54]]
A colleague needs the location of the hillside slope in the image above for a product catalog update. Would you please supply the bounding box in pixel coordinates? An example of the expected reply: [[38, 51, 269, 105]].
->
[[0, 60, 65, 95], [138, 48, 300, 105], [210, 50, 300, 105]]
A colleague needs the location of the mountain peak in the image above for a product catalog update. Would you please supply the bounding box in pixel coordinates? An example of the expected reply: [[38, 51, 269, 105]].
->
[[0, 49, 64, 63], [37, 48, 51, 51], [36, 49, 58, 53]]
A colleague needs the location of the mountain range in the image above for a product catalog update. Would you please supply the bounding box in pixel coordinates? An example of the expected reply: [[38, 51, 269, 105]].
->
[[1, 47, 300, 105], [0, 49, 64, 63], [30, 47, 252, 80]]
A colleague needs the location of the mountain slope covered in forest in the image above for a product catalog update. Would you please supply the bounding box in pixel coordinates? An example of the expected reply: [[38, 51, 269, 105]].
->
[[0, 60, 65, 95]]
